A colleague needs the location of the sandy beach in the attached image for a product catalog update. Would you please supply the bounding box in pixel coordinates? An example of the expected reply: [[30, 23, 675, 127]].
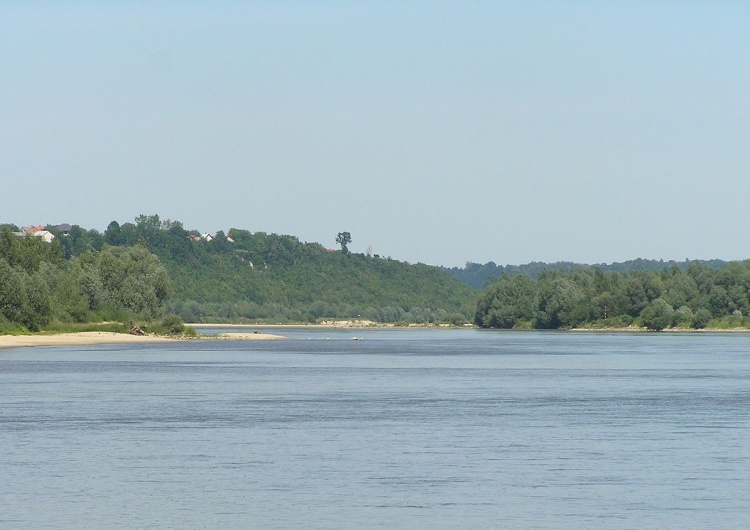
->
[[0, 331, 182, 350], [0, 330, 288, 350], [215, 332, 287, 340]]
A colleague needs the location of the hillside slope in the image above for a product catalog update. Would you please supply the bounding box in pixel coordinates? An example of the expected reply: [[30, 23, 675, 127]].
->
[[98, 217, 479, 323]]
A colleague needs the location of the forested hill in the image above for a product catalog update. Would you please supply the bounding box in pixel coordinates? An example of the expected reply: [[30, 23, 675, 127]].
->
[[444, 259, 729, 290], [45, 215, 479, 324]]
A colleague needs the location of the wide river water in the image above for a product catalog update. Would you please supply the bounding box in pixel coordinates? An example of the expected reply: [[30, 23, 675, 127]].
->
[[1, 328, 749, 529]]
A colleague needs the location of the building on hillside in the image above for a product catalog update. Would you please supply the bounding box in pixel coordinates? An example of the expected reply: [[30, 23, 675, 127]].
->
[[15, 228, 56, 242], [22, 225, 45, 234], [33, 230, 55, 243], [188, 233, 214, 242], [188, 232, 234, 243]]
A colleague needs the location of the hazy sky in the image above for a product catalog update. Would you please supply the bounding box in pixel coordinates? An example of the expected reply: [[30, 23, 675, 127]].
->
[[2, 2, 749, 267]]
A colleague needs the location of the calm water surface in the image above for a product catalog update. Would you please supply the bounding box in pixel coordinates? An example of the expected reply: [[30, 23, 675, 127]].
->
[[1, 329, 749, 529]]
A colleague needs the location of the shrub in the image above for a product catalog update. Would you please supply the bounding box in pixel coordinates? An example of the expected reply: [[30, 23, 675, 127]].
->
[[692, 308, 712, 329], [149, 315, 197, 337], [639, 298, 674, 331]]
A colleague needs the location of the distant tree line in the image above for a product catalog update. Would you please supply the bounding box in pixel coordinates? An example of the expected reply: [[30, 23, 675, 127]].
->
[[475, 262, 750, 330], [445, 259, 729, 290], [9, 214, 750, 332], [1, 215, 477, 330], [135, 215, 475, 325]]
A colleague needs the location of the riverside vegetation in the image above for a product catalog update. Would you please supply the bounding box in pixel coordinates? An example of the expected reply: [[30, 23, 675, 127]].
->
[[3, 215, 750, 334], [474, 264, 750, 331], [0, 216, 476, 333]]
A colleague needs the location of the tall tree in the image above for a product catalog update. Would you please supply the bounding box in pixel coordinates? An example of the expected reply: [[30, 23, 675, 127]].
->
[[105, 220, 123, 246], [335, 232, 352, 254]]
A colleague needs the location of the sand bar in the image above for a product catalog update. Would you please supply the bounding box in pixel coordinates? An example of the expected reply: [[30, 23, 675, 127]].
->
[[0, 331, 181, 350], [216, 332, 287, 340], [0, 330, 290, 350]]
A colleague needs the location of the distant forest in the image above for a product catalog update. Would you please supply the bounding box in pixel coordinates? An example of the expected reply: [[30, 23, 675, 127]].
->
[[443, 259, 729, 290], [0, 216, 476, 332], [3, 215, 750, 333], [474, 262, 750, 331]]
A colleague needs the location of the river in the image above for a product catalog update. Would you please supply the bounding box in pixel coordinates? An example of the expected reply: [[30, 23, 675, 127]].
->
[[1, 328, 749, 529]]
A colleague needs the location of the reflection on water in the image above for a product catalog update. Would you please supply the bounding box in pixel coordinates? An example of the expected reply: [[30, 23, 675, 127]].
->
[[1, 329, 749, 529]]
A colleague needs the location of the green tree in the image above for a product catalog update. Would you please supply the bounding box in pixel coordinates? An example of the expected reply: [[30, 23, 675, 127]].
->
[[335, 232, 352, 254], [0, 259, 24, 324], [0, 260, 52, 331], [20, 272, 52, 331], [671, 305, 694, 328], [105, 220, 123, 246], [95, 245, 173, 318], [55, 225, 105, 258], [589, 276, 629, 320], [663, 269, 699, 310], [0, 226, 64, 272], [533, 273, 585, 329], [475, 274, 536, 328], [693, 307, 712, 329], [639, 298, 674, 331], [624, 271, 663, 317]]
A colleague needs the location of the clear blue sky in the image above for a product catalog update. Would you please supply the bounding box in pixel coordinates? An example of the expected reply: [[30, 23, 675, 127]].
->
[[2, 1, 749, 267]]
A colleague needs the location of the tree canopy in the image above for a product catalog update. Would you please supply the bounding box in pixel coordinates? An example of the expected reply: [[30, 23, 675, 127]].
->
[[475, 262, 750, 330], [1, 216, 477, 330], [0, 227, 172, 331], [335, 232, 352, 254], [6, 214, 750, 332]]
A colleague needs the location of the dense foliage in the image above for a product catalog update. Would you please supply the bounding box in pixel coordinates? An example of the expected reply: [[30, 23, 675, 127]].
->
[[8, 214, 750, 332], [475, 263, 750, 330], [446, 259, 728, 290], [1, 216, 478, 330], [126, 216, 477, 324], [0, 227, 172, 332]]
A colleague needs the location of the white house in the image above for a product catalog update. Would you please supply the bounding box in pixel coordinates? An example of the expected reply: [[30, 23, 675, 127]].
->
[[33, 230, 55, 243]]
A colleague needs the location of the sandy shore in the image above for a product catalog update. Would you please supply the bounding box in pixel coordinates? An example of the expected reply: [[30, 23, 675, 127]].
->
[[4, 326, 743, 350], [0, 331, 182, 350], [0, 330, 288, 350], [188, 320, 396, 329], [215, 332, 287, 340]]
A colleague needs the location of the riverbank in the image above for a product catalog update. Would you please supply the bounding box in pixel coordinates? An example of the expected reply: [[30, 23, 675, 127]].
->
[[186, 320, 474, 329], [0, 330, 288, 350], [4, 324, 748, 351], [570, 325, 750, 333], [0, 331, 181, 350], [188, 319, 394, 329]]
